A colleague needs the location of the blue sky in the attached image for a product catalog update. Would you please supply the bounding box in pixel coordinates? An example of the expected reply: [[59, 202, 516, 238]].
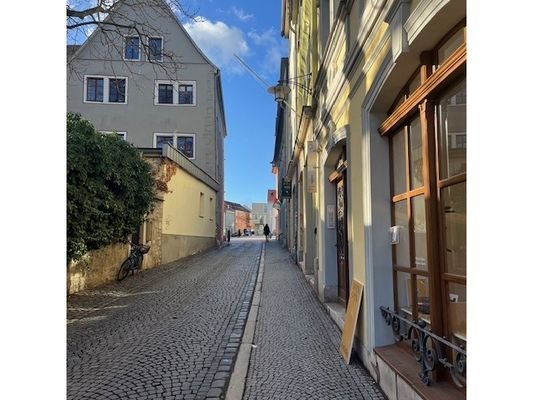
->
[[68, 0, 287, 208], [183, 1, 287, 208]]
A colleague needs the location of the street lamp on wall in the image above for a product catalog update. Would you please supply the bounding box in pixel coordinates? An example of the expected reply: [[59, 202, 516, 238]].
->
[[267, 73, 313, 104]]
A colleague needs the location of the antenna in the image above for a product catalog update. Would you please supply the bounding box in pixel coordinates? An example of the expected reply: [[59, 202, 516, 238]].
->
[[233, 54, 299, 115], [233, 54, 270, 90]]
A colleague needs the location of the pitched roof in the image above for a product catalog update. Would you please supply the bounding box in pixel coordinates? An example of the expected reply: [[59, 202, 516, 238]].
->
[[67, 0, 218, 70], [67, 45, 81, 60], [225, 201, 250, 213]]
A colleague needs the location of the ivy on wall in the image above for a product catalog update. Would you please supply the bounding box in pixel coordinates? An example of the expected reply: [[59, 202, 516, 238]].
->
[[67, 113, 155, 262]]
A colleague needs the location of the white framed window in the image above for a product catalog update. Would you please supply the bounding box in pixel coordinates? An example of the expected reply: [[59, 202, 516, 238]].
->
[[153, 133, 196, 159], [84, 75, 128, 104], [154, 80, 196, 106], [124, 36, 141, 60], [147, 37, 163, 61], [99, 131, 127, 140]]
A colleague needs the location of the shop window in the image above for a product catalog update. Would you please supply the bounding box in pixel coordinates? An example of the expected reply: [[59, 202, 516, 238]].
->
[[381, 28, 467, 385], [437, 79, 467, 179]]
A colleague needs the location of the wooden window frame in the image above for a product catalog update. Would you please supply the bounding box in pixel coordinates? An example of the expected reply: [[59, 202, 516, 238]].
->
[[384, 29, 467, 349]]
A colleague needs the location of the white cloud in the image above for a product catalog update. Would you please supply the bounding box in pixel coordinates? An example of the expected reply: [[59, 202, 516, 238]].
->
[[247, 28, 287, 78], [184, 17, 249, 73], [248, 28, 277, 47], [231, 6, 253, 22]]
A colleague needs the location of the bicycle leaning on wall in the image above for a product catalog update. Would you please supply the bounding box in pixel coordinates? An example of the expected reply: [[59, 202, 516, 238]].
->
[[117, 242, 151, 281]]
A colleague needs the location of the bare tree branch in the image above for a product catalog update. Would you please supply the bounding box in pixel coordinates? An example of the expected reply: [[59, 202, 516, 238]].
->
[[67, 0, 200, 81]]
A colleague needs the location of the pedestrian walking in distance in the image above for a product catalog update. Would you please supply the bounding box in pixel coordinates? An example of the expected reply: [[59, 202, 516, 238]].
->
[[263, 224, 271, 242]]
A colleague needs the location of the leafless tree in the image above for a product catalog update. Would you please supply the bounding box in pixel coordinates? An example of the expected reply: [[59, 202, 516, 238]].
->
[[67, 0, 200, 79]]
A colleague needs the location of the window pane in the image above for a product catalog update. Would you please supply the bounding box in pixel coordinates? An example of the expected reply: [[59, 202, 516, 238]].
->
[[442, 182, 466, 276], [391, 130, 406, 195], [412, 195, 427, 271], [179, 84, 194, 104], [447, 282, 466, 344], [393, 200, 410, 267], [125, 36, 140, 60], [396, 271, 413, 320], [158, 84, 174, 104], [155, 136, 173, 148], [437, 29, 464, 66], [149, 37, 162, 61], [109, 79, 126, 103], [86, 78, 103, 102], [396, 273, 431, 323], [177, 136, 194, 158], [415, 275, 430, 323], [409, 117, 423, 189], [437, 79, 466, 179]]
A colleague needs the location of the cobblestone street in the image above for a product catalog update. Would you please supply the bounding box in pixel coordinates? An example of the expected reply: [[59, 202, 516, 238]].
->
[[68, 238, 385, 400], [67, 239, 261, 400]]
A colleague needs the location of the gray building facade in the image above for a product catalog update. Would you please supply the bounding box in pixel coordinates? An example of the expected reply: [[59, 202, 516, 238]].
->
[[67, 0, 227, 242]]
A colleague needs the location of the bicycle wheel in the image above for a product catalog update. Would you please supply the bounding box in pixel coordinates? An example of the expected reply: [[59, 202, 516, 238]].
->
[[117, 258, 134, 281]]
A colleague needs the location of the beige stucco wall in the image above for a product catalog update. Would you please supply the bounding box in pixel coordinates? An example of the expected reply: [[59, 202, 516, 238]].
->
[[163, 166, 217, 238], [161, 234, 215, 264]]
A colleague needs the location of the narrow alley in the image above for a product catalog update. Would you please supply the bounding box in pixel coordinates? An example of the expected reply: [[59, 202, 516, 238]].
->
[[67, 238, 384, 399]]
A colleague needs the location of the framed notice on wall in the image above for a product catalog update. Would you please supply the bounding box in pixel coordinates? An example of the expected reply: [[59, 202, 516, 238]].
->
[[339, 280, 364, 364]]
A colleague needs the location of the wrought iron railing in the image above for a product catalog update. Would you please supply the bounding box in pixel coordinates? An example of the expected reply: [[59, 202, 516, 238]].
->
[[380, 307, 466, 388]]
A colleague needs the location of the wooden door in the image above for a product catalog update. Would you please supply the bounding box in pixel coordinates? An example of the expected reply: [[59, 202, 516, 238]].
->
[[336, 176, 349, 307]]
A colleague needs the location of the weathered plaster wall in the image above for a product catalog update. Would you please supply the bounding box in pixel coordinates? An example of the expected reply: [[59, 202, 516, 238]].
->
[[67, 242, 129, 294]]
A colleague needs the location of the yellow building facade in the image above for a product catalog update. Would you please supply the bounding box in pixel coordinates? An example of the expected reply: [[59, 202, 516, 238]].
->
[[143, 145, 218, 264], [276, 1, 466, 398]]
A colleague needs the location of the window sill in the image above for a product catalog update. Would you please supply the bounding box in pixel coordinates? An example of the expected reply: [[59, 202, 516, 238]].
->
[[374, 342, 465, 400], [153, 103, 197, 107], [83, 101, 128, 105]]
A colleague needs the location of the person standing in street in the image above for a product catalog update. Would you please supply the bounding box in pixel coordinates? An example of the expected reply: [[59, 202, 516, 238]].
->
[[263, 224, 271, 242]]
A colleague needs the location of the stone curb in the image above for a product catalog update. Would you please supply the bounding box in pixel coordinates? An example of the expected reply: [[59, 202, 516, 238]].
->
[[225, 243, 265, 400]]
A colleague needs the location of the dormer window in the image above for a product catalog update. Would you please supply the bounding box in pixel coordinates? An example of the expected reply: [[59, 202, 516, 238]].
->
[[124, 36, 140, 60]]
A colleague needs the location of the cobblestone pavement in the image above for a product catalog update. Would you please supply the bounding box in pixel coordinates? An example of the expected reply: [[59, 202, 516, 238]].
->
[[67, 238, 261, 400], [243, 242, 386, 400]]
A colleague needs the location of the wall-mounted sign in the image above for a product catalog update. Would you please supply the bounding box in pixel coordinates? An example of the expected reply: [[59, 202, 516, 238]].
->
[[281, 178, 291, 198], [340, 280, 364, 364]]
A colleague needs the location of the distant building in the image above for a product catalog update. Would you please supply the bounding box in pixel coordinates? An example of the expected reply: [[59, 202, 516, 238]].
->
[[224, 201, 251, 235], [251, 203, 271, 235], [267, 189, 279, 237]]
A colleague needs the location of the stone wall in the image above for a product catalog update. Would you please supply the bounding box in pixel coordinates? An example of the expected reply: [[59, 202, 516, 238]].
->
[[67, 242, 129, 294]]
